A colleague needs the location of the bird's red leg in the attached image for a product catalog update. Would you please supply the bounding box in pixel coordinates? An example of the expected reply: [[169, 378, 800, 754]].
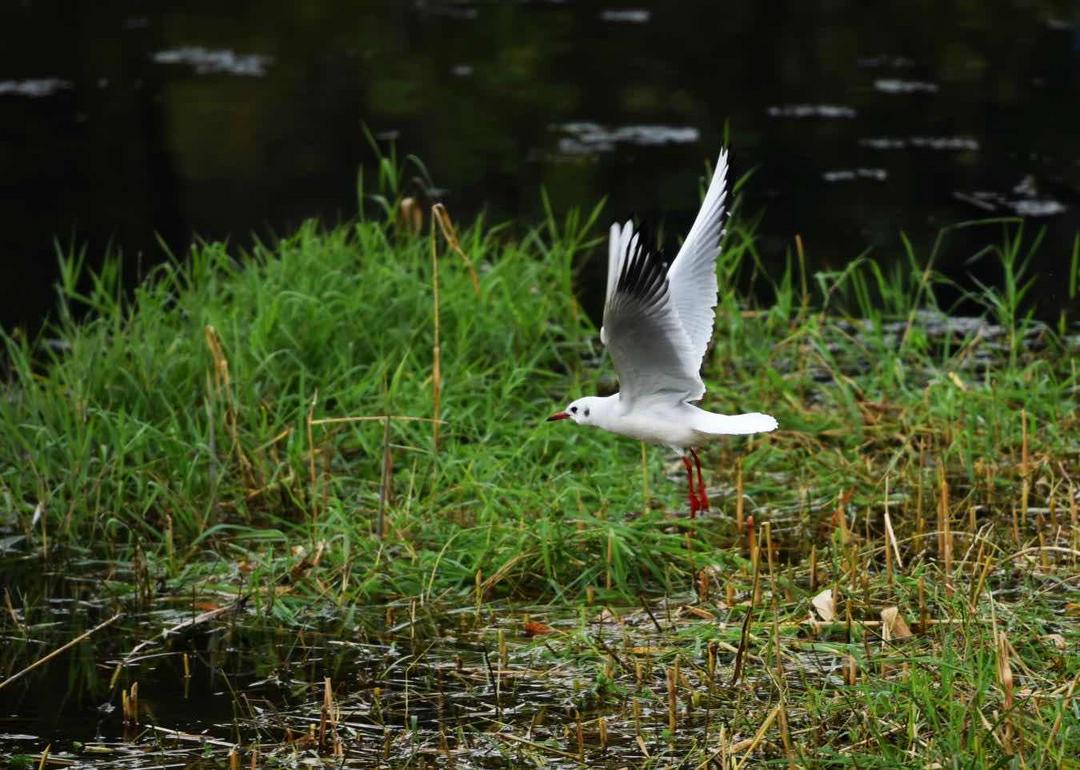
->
[[691, 448, 710, 512], [682, 455, 699, 519]]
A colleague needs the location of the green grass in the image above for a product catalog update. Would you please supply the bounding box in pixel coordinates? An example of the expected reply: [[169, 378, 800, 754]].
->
[[1, 156, 1078, 767]]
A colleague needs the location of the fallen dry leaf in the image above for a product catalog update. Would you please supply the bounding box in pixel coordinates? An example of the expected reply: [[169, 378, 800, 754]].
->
[[812, 588, 835, 622], [880, 606, 913, 640], [683, 605, 716, 620], [1043, 633, 1066, 651], [523, 620, 554, 637], [289, 558, 313, 582]]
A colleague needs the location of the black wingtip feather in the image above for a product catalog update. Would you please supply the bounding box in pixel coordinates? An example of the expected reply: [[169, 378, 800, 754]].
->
[[616, 223, 671, 308]]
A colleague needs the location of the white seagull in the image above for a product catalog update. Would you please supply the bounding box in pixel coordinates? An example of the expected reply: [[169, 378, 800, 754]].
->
[[547, 150, 778, 517]]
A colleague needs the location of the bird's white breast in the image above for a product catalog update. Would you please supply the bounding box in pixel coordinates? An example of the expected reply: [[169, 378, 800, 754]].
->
[[598, 399, 701, 450]]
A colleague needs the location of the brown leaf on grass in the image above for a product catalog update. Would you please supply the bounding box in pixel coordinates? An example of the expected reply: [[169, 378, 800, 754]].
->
[[523, 620, 554, 637], [811, 588, 835, 622], [289, 558, 313, 583], [1043, 633, 1066, 651], [856, 400, 896, 425], [284, 541, 325, 584], [683, 605, 716, 620], [880, 606, 913, 641]]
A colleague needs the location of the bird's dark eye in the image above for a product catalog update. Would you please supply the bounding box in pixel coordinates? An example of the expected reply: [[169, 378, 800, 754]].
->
[[584, 408, 590, 417], [570, 406, 578, 414]]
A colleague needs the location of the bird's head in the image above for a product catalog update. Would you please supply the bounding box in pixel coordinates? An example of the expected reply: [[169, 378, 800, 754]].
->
[[547, 397, 602, 426]]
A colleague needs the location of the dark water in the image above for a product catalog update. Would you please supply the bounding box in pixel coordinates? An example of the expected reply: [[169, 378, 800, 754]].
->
[[0, 558, 631, 768], [3, 0, 1079, 330]]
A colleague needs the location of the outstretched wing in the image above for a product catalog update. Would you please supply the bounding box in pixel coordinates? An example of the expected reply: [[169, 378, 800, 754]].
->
[[666, 151, 729, 373], [601, 224, 705, 404]]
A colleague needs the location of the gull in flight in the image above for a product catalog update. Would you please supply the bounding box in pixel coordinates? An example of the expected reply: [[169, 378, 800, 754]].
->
[[548, 151, 778, 517]]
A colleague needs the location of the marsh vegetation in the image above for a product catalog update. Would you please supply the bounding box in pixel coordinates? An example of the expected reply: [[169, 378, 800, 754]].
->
[[1, 158, 1078, 767]]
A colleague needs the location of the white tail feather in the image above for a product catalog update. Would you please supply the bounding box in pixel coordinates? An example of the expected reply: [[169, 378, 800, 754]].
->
[[698, 411, 778, 436]]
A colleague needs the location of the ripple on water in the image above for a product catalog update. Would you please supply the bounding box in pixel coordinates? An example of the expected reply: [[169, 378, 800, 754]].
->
[[873, 79, 940, 94], [0, 78, 71, 97], [822, 168, 888, 183], [600, 9, 651, 23], [954, 175, 1067, 218], [766, 104, 857, 119], [550, 122, 700, 156], [151, 47, 272, 77], [857, 54, 916, 68], [859, 136, 980, 151]]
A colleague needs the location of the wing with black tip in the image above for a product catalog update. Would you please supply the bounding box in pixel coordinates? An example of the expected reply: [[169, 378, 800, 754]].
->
[[600, 223, 704, 403]]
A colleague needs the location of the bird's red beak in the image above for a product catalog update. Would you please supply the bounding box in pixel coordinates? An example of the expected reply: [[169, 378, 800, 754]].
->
[[546, 411, 570, 422]]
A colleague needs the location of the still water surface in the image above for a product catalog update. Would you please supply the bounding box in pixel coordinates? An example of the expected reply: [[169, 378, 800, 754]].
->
[[2, 1, 1079, 328]]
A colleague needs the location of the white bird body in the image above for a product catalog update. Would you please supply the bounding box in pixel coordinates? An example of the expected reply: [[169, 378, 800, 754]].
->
[[548, 150, 778, 515], [567, 394, 777, 451]]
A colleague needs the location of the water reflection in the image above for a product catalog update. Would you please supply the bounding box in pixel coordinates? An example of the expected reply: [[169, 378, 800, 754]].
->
[[872, 78, 939, 93], [551, 122, 700, 155], [600, 9, 651, 24], [0, 78, 71, 97], [1, 0, 1078, 329], [151, 47, 273, 77], [822, 168, 887, 183], [766, 104, 858, 118], [859, 136, 981, 151]]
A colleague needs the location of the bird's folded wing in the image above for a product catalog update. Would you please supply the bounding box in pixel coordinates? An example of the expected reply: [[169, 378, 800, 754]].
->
[[665, 150, 729, 374], [601, 225, 704, 404]]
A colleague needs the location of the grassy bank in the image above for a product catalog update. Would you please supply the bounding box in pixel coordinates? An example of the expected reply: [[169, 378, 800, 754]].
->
[[1, 179, 1078, 766]]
